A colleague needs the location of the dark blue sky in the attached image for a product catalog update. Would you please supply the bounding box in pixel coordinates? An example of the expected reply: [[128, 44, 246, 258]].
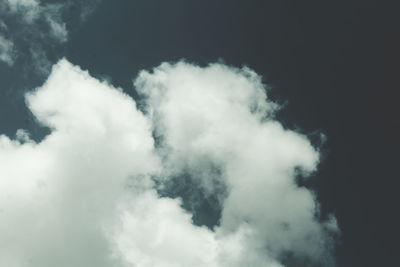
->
[[1, 0, 399, 266]]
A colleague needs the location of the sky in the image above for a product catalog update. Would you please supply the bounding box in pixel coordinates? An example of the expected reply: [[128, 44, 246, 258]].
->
[[0, 0, 399, 266]]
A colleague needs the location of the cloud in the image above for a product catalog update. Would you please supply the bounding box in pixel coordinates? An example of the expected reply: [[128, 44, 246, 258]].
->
[[0, 59, 160, 267], [0, 59, 338, 266], [0, 34, 14, 65], [0, 0, 101, 74], [2, 0, 64, 39], [136, 62, 338, 265], [4, 0, 41, 23]]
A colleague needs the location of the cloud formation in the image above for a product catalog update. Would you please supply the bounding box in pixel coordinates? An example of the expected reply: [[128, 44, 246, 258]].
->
[[0, 59, 338, 266], [0, 33, 14, 65], [0, 0, 101, 74]]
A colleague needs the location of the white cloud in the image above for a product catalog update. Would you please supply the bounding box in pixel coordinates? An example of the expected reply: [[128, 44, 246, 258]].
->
[[0, 59, 337, 267], [0, 59, 159, 267], [0, 34, 14, 65], [137, 61, 338, 265]]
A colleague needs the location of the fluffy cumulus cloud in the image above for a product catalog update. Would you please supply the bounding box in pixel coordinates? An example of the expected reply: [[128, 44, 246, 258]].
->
[[0, 59, 338, 267]]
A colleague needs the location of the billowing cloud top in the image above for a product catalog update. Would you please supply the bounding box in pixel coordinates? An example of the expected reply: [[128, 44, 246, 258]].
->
[[0, 59, 338, 267]]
